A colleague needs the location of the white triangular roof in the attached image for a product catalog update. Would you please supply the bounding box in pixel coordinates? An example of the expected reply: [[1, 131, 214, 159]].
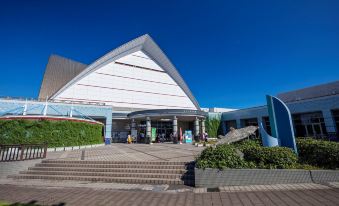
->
[[50, 34, 200, 110]]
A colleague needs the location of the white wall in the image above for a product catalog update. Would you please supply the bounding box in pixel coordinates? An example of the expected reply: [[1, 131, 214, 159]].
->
[[53, 51, 197, 110]]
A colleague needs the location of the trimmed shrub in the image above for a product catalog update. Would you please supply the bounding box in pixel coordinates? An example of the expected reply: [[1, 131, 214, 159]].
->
[[297, 138, 339, 169], [0, 119, 103, 147], [242, 146, 298, 169], [196, 144, 249, 169], [232, 138, 262, 151]]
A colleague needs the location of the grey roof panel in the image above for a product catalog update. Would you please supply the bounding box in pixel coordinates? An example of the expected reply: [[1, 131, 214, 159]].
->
[[50, 34, 200, 109], [277, 80, 339, 102], [38, 55, 87, 100]]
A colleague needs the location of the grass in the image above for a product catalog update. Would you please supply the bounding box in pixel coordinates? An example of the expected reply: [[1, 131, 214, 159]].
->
[[0, 201, 43, 206]]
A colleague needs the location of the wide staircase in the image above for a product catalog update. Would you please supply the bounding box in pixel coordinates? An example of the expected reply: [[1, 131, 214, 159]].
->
[[10, 160, 195, 186]]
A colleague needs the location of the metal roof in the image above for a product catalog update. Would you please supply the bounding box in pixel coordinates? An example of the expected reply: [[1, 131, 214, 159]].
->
[[277, 80, 339, 102], [38, 55, 87, 100]]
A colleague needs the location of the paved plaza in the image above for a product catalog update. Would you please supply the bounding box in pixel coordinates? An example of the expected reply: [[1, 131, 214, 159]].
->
[[1, 143, 202, 179], [1, 144, 339, 205], [50, 143, 204, 162], [0, 184, 339, 206]]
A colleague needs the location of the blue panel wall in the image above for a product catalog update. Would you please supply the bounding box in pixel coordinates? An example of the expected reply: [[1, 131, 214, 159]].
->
[[220, 95, 339, 136]]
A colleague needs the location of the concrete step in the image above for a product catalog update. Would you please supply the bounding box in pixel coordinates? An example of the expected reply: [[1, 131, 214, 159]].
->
[[34, 163, 188, 169], [42, 160, 189, 166], [28, 167, 189, 174], [10, 174, 184, 185], [19, 170, 190, 179]]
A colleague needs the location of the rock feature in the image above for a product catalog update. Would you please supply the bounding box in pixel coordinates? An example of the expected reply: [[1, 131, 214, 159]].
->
[[217, 126, 258, 144]]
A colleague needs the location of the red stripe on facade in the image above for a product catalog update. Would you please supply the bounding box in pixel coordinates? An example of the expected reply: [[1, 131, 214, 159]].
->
[[95, 72, 178, 86], [55, 97, 196, 109], [115, 61, 165, 73], [77, 83, 186, 98]]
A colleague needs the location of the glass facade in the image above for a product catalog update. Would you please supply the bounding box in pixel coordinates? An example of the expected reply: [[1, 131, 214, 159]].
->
[[332, 109, 339, 136], [241, 118, 258, 127], [292, 112, 327, 139], [262, 116, 272, 135]]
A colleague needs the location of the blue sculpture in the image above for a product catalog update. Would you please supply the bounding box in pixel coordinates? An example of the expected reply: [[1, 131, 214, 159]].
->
[[261, 95, 298, 154], [259, 122, 278, 147]]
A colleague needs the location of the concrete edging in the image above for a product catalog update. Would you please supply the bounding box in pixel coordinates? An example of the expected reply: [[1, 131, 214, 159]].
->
[[195, 168, 339, 188], [47, 144, 105, 152], [311, 170, 339, 183]]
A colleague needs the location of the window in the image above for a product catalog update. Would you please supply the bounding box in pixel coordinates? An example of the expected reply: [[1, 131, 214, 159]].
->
[[224, 120, 237, 133], [262, 116, 272, 135], [292, 112, 327, 139], [331, 109, 339, 136], [241, 118, 258, 127]]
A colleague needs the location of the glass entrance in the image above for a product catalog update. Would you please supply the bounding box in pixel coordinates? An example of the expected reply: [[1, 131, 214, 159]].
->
[[152, 120, 173, 142], [137, 120, 173, 143]]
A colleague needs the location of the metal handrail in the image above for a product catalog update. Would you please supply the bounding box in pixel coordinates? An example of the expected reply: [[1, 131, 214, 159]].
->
[[0, 144, 48, 162]]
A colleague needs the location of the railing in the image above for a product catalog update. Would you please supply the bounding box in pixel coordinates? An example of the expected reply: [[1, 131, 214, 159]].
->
[[0, 144, 47, 162], [0, 96, 106, 106]]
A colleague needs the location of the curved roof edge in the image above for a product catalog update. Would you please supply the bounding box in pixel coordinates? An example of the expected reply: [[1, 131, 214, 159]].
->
[[50, 34, 200, 110], [128, 109, 207, 119]]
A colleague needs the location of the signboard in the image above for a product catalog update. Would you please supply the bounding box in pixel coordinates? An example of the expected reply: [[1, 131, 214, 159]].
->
[[185, 130, 192, 143], [151, 128, 157, 142]]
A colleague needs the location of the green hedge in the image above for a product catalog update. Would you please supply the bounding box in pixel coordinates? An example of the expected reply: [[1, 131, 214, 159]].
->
[[196, 142, 298, 170], [241, 145, 298, 169], [196, 139, 339, 170], [0, 119, 103, 147], [297, 138, 339, 169], [196, 144, 249, 169]]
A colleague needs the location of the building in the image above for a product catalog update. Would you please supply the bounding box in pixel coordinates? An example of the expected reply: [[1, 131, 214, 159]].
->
[[0, 34, 338, 143], [1, 34, 206, 143], [220, 80, 339, 140]]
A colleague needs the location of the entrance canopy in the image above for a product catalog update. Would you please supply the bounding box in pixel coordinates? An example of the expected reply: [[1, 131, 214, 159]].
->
[[127, 109, 207, 120]]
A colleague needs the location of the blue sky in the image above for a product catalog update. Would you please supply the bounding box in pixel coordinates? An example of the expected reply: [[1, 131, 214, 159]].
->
[[0, 0, 338, 109]]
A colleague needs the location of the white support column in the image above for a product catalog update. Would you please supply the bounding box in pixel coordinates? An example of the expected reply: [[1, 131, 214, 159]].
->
[[201, 118, 206, 135], [43, 100, 48, 116], [104, 113, 112, 145], [146, 117, 151, 144], [173, 116, 178, 143], [194, 117, 200, 139], [23, 100, 27, 116], [131, 118, 136, 142], [69, 106, 73, 117]]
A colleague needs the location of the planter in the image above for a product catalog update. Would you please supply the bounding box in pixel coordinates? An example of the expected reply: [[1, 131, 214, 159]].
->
[[195, 168, 313, 188], [311, 170, 339, 183]]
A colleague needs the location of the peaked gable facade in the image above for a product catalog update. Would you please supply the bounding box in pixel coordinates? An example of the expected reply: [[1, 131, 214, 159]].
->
[[49, 35, 199, 110]]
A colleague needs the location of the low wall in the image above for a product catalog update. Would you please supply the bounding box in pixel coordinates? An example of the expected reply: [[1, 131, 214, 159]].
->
[[311, 170, 339, 183], [47, 143, 105, 152], [195, 168, 339, 188]]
